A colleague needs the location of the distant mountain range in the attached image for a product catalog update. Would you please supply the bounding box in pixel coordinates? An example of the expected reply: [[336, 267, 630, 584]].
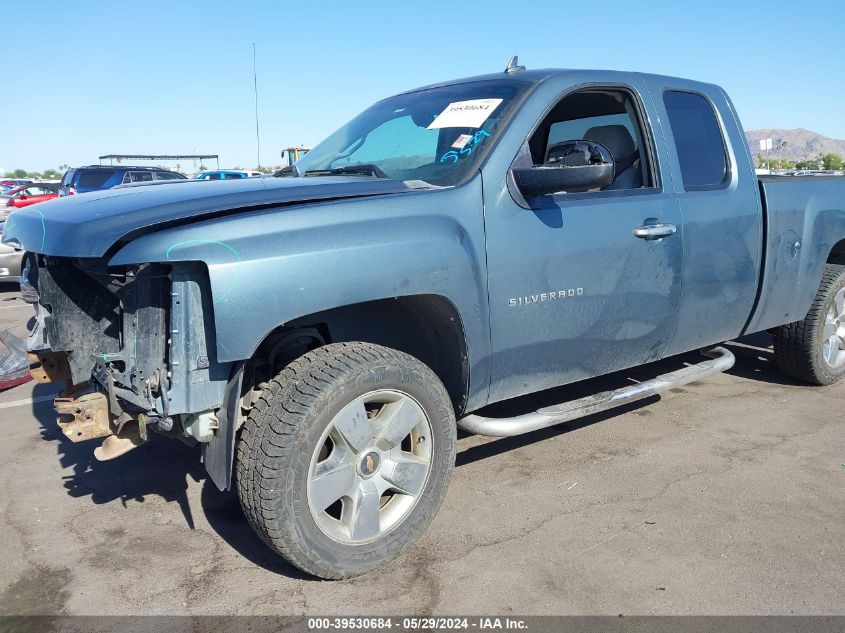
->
[[745, 129, 845, 162]]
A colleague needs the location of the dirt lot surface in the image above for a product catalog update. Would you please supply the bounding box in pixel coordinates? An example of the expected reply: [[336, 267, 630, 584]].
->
[[0, 283, 842, 616]]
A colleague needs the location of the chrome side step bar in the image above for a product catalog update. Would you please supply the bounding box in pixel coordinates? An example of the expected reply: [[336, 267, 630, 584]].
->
[[457, 347, 735, 438]]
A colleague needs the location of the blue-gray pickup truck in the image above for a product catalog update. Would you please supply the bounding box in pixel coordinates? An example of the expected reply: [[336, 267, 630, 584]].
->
[[4, 62, 845, 579]]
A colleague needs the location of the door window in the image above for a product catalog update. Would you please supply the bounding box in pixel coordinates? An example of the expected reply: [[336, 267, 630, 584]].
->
[[77, 169, 115, 189], [154, 171, 184, 180], [662, 90, 728, 189], [528, 88, 655, 192], [130, 171, 154, 183], [22, 186, 52, 195]]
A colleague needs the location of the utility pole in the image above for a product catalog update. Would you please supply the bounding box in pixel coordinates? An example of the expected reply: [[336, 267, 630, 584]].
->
[[253, 43, 261, 170]]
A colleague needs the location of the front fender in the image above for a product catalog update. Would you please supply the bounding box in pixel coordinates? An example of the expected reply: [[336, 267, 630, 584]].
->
[[110, 179, 491, 409]]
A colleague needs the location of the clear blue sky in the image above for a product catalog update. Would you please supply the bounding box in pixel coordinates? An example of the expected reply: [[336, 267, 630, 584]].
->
[[3, 0, 843, 172]]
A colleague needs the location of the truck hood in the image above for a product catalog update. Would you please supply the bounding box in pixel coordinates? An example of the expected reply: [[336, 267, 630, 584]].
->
[[0, 176, 415, 258]]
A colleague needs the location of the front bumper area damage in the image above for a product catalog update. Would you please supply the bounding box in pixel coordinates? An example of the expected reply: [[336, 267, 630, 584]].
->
[[28, 349, 71, 385], [28, 256, 233, 470], [28, 346, 119, 445], [55, 391, 111, 442], [48, 381, 143, 460]]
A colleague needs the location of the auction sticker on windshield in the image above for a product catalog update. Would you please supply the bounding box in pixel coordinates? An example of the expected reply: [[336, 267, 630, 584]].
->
[[428, 98, 503, 129], [451, 134, 474, 149]]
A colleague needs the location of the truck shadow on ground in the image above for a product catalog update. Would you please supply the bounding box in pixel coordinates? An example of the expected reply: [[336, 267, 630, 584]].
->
[[28, 382, 311, 578], [30, 382, 205, 529], [455, 332, 799, 465], [721, 331, 805, 386], [27, 332, 797, 578], [199, 481, 311, 577], [0, 283, 20, 295]]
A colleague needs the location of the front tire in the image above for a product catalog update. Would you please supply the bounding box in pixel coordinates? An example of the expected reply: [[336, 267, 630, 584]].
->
[[236, 342, 456, 579], [773, 264, 845, 385]]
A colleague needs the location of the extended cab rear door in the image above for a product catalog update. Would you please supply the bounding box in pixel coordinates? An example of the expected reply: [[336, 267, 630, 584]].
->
[[643, 78, 763, 355]]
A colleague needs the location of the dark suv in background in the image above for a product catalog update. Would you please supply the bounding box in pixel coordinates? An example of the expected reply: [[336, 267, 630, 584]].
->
[[58, 165, 186, 196]]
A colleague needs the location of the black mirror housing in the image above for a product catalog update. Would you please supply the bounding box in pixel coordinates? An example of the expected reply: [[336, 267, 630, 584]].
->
[[512, 140, 615, 196]]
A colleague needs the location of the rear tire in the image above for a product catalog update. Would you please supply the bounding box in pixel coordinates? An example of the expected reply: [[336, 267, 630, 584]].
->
[[773, 264, 845, 385], [235, 342, 456, 579]]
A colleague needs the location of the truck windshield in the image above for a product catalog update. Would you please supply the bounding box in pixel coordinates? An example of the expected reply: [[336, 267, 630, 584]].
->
[[290, 79, 533, 187]]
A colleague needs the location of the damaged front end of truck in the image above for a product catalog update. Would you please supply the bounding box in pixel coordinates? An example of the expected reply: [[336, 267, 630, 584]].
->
[[25, 254, 239, 488], [1, 176, 420, 493]]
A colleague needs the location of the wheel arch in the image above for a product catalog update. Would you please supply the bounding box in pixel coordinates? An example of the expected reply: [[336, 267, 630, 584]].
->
[[827, 238, 845, 265], [253, 294, 471, 415], [207, 293, 476, 492]]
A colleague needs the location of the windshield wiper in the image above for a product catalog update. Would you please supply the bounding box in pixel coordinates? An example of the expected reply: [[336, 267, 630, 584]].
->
[[304, 163, 389, 179], [274, 164, 300, 177]]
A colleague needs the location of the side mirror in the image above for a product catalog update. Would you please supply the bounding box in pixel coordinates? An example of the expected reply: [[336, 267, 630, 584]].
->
[[511, 140, 615, 196], [18, 194, 27, 200]]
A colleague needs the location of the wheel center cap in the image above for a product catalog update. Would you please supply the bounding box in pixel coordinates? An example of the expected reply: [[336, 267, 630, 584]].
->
[[358, 451, 381, 478]]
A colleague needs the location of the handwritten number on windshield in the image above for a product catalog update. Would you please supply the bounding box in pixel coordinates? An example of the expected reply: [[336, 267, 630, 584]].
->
[[439, 130, 492, 165]]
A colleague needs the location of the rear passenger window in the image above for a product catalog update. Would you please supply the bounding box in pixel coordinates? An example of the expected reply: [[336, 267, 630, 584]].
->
[[130, 171, 153, 183], [154, 171, 184, 181], [77, 169, 115, 189], [663, 91, 728, 189]]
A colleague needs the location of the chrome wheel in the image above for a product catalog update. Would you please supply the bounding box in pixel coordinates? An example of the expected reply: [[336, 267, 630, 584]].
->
[[821, 288, 845, 368], [307, 389, 433, 545]]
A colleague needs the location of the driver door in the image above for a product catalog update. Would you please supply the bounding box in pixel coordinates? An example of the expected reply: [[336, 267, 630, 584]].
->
[[484, 85, 683, 403]]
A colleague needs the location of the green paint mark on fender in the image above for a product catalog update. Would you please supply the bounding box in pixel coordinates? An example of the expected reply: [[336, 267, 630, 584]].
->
[[165, 239, 243, 304]]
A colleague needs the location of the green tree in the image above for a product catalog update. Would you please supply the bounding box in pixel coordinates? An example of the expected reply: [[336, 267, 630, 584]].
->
[[10, 169, 28, 178], [822, 153, 843, 170], [795, 160, 817, 170], [41, 169, 61, 180], [756, 155, 795, 170]]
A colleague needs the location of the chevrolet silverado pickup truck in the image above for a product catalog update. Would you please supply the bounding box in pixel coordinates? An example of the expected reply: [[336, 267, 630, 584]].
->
[[4, 62, 845, 579]]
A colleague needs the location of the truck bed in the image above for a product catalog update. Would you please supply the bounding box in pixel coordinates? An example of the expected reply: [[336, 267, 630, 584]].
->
[[744, 175, 845, 334]]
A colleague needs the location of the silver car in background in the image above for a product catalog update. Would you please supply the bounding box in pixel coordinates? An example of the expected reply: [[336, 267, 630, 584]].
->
[[0, 240, 23, 283]]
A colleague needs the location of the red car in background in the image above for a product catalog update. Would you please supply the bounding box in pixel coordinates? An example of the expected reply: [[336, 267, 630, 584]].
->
[[0, 179, 33, 193], [3, 182, 60, 209]]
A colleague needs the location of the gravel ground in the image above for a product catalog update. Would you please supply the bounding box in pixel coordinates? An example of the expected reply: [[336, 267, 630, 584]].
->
[[0, 284, 842, 616]]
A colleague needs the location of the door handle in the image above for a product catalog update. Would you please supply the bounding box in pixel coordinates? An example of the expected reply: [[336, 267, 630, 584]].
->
[[633, 223, 677, 240]]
